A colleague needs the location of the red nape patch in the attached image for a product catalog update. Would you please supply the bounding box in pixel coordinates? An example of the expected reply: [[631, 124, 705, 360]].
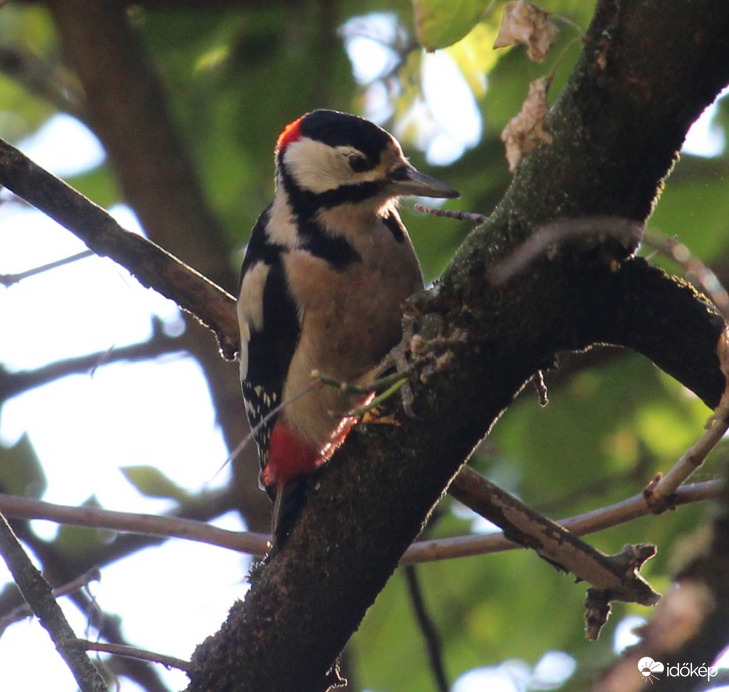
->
[[276, 116, 304, 154]]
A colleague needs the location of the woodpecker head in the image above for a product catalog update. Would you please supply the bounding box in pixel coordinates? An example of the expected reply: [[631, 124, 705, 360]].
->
[[274, 110, 459, 211]]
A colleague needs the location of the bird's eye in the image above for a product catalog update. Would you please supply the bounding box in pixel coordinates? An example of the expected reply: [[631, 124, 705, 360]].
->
[[347, 154, 372, 173]]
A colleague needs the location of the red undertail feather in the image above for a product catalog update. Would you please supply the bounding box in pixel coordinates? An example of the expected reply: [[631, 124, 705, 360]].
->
[[262, 415, 361, 492], [263, 422, 320, 490]]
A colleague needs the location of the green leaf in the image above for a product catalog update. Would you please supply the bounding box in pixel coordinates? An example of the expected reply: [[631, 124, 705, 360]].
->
[[413, 0, 491, 50], [67, 164, 121, 211], [55, 495, 112, 556], [0, 434, 46, 498], [120, 465, 189, 502]]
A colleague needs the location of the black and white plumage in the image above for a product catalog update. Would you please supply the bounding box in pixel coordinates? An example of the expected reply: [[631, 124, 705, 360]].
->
[[237, 109, 458, 532]]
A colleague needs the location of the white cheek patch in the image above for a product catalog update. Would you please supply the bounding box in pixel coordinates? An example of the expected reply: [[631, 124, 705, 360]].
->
[[284, 138, 382, 193], [239, 261, 270, 334]]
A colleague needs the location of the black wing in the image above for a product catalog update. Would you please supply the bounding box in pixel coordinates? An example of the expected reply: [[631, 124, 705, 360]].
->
[[239, 207, 301, 491]]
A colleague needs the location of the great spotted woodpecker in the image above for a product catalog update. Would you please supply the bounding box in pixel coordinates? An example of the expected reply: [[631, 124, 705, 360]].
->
[[237, 109, 458, 535]]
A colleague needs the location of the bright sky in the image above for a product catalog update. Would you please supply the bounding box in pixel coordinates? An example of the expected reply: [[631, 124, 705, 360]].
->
[[1, 19, 728, 692]]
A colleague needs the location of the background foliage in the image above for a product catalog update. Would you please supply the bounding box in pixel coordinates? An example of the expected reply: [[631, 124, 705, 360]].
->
[[1, 1, 728, 690]]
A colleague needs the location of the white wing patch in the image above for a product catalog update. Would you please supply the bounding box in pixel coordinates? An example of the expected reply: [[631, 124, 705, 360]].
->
[[236, 289, 251, 380], [239, 260, 270, 334]]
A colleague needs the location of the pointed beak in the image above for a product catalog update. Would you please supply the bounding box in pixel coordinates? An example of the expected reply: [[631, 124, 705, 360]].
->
[[387, 164, 460, 199]]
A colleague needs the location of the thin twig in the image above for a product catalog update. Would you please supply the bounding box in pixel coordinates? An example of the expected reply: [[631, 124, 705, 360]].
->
[[347, 377, 407, 417], [414, 203, 488, 224], [0, 512, 108, 691], [311, 366, 411, 395], [0, 480, 719, 569], [403, 566, 449, 692], [646, 329, 729, 510], [0, 318, 185, 403], [74, 639, 191, 672], [490, 216, 643, 285], [0, 45, 86, 118], [0, 250, 95, 286], [0, 567, 101, 633], [221, 367, 413, 480], [406, 479, 720, 565], [0, 136, 239, 359], [0, 493, 270, 557], [213, 382, 317, 481], [643, 230, 729, 321]]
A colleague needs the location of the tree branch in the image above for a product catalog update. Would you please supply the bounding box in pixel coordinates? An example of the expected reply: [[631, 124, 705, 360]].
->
[[0, 317, 186, 403], [403, 480, 721, 564], [449, 467, 659, 608], [0, 480, 719, 568], [0, 567, 100, 633], [75, 639, 191, 674], [0, 512, 108, 692], [46, 0, 237, 292], [0, 492, 266, 556], [403, 566, 449, 692], [0, 136, 239, 359], [593, 469, 729, 692]]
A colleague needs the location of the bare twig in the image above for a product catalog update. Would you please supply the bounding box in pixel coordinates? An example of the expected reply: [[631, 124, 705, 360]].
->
[[489, 216, 643, 285], [0, 512, 108, 691], [403, 566, 448, 692], [414, 203, 488, 224], [646, 329, 729, 511], [644, 230, 729, 321], [0, 45, 86, 118], [0, 250, 94, 286], [0, 137, 239, 359], [0, 493, 270, 557], [216, 382, 317, 480], [312, 366, 412, 396], [0, 317, 185, 403], [75, 639, 191, 672], [220, 366, 414, 481], [406, 480, 720, 564], [0, 480, 718, 569], [448, 466, 660, 607], [0, 567, 100, 633]]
